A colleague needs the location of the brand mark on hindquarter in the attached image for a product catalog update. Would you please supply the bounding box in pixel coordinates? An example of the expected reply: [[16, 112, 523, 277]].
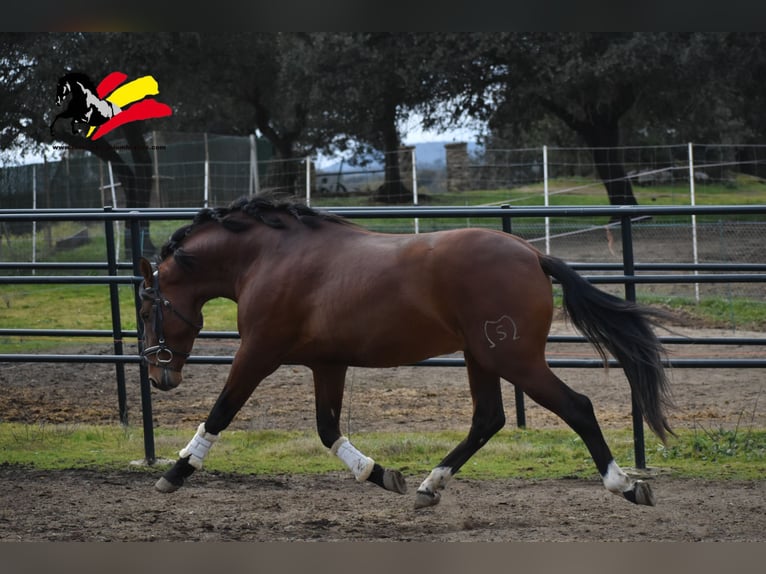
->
[[483, 315, 520, 348]]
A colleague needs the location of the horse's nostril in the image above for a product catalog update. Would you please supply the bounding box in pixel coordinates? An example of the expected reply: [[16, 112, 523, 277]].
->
[[162, 370, 176, 390], [147, 370, 180, 391]]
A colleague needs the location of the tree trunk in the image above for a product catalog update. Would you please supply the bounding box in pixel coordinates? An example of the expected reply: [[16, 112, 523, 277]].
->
[[123, 124, 156, 257], [537, 87, 639, 209], [375, 102, 409, 203], [580, 122, 638, 207], [253, 93, 304, 195], [265, 141, 300, 194], [57, 128, 156, 256]]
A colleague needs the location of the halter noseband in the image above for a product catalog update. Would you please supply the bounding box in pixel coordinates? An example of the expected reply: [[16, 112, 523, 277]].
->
[[140, 268, 202, 371]]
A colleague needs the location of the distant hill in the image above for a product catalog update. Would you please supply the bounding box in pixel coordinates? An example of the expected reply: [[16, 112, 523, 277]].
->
[[317, 140, 480, 173], [410, 141, 449, 167]]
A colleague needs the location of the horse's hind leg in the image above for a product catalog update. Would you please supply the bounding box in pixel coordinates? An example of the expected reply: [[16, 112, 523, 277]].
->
[[415, 351, 505, 509], [312, 365, 406, 494], [508, 361, 655, 506]]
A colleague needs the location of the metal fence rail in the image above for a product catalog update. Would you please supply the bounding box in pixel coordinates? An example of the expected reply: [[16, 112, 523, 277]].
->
[[2, 204, 766, 468]]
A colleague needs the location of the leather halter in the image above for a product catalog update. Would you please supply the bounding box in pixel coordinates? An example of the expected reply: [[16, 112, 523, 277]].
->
[[140, 269, 202, 371]]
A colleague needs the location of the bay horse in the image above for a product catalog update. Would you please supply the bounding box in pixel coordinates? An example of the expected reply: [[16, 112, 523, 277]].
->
[[139, 194, 673, 509], [49, 72, 121, 136]]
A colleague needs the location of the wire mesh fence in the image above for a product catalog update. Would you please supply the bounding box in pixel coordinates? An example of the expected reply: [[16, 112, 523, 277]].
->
[[4, 137, 765, 208]]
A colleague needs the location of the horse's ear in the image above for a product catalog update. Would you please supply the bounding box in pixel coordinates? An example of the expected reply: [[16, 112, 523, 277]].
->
[[139, 258, 154, 284]]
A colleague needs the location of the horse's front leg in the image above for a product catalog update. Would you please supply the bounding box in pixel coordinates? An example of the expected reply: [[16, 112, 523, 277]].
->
[[155, 353, 279, 493], [312, 365, 407, 495]]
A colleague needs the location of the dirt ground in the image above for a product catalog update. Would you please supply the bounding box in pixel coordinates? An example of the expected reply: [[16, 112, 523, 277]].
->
[[1, 467, 764, 542], [1, 319, 765, 542]]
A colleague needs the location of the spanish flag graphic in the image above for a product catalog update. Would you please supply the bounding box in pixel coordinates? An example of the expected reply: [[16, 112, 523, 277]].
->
[[86, 71, 172, 140]]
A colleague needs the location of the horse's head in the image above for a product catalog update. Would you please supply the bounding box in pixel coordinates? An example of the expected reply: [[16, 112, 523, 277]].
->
[[55, 72, 96, 106], [139, 258, 203, 391]]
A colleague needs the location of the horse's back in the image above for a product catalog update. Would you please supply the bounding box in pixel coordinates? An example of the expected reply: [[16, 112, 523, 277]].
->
[[234, 223, 553, 368]]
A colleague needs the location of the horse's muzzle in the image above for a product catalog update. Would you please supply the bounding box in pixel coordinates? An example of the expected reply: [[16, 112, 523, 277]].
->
[[149, 368, 181, 391]]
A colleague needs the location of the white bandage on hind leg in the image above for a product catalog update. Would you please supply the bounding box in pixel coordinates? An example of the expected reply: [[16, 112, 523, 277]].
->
[[602, 460, 633, 494], [418, 466, 453, 494], [179, 423, 219, 470], [331, 436, 375, 482]]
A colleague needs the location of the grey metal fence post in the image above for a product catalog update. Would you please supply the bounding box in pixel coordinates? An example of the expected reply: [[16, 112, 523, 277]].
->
[[129, 216, 156, 464], [501, 205, 527, 428], [104, 207, 128, 425], [620, 214, 646, 469]]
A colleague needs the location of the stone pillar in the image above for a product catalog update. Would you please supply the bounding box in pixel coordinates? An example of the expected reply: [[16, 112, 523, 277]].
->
[[445, 142, 469, 192]]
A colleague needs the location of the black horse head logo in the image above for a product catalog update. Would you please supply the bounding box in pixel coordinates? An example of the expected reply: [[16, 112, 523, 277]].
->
[[50, 72, 122, 137]]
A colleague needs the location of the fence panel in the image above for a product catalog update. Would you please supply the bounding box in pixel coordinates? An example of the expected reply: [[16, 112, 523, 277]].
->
[[2, 205, 766, 468]]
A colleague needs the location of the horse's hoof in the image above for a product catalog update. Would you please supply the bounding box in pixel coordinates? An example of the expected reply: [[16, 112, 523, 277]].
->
[[383, 469, 407, 494], [624, 480, 655, 506], [155, 476, 181, 493], [414, 489, 440, 509]]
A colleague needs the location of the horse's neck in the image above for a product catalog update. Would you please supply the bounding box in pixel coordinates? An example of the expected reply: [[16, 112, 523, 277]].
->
[[188, 262, 238, 304], [184, 243, 248, 302], [184, 222, 346, 301], [78, 83, 99, 105]]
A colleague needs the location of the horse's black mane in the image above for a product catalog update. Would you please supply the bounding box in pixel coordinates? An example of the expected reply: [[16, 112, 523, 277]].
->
[[60, 72, 97, 93], [159, 193, 350, 262]]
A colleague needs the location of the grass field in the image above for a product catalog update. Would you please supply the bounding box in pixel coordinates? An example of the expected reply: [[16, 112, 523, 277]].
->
[[1, 423, 763, 480]]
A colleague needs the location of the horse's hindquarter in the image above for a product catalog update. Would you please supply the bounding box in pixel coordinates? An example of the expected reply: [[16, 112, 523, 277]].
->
[[433, 229, 554, 365], [284, 227, 553, 368]]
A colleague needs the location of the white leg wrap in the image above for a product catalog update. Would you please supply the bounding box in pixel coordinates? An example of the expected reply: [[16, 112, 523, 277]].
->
[[602, 460, 633, 494], [331, 437, 375, 482], [179, 423, 219, 470], [418, 466, 453, 494]]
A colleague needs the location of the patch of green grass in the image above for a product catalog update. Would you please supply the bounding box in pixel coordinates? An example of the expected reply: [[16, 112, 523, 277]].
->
[[0, 423, 141, 469], [0, 283, 238, 353], [643, 294, 766, 330], [1, 424, 763, 480], [0, 284, 136, 330], [550, 288, 766, 331]]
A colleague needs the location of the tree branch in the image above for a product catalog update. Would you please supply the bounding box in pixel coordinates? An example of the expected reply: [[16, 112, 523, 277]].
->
[[535, 95, 586, 133]]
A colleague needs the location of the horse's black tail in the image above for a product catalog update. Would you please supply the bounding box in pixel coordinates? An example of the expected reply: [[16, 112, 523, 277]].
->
[[538, 254, 674, 442]]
